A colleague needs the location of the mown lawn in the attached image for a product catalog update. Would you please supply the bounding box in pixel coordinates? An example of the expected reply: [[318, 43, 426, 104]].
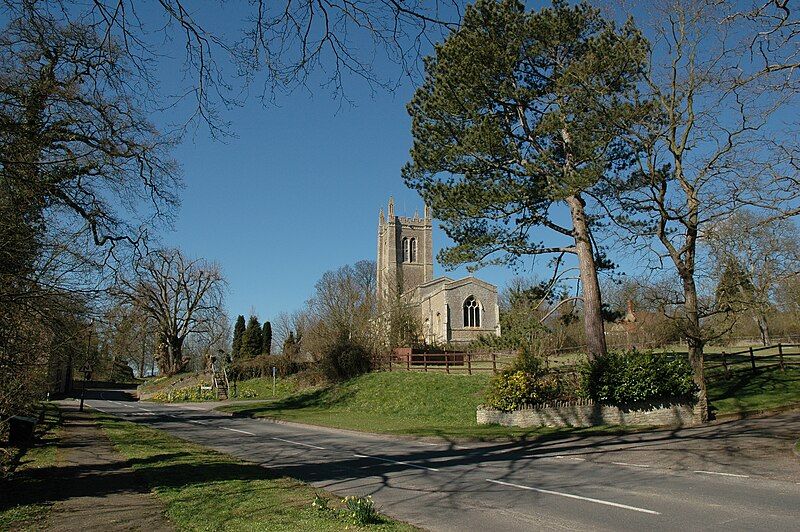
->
[[0, 403, 62, 531], [218, 372, 640, 441], [97, 413, 415, 531], [707, 366, 800, 416]]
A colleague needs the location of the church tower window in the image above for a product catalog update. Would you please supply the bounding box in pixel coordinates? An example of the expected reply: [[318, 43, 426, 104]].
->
[[463, 296, 480, 328], [402, 237, 409, 262], [410, 238, 417, 263]]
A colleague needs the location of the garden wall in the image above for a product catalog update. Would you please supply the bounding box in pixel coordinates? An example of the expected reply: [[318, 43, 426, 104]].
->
[[477, 398, 703, 428]]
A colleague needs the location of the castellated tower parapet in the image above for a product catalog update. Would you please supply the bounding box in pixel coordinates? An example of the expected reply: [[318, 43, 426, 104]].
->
[[376, 197, 433, 310]]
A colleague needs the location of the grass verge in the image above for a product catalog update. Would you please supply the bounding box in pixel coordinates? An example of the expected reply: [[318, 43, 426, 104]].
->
[[96, 413, 415, 531], [707, 366, 800, 416], [0, 403, 62, 531], [217, 372, 642, 441]]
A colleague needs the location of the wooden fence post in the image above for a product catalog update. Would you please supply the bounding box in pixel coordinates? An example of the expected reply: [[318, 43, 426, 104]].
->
[[749, 346, 756, 374], [721, 351, 728, 377], [424, 353, 428, 372], [778, 343, 785, 371], [388, 354, 392, 372], [407, 353, 410, 371], [492, 352, 497, 374], [445, 354, 450, 374], [467, 353, 472, 375]]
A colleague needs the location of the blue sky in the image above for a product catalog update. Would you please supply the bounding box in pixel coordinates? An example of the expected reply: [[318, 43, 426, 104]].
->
[[166, 82, 527, 323], [156, 5, 535, 324], [26, 0, 784, 326]]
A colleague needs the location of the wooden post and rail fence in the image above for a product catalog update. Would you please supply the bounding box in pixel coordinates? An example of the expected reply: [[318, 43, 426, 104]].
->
[[375, 343, 800, 376]]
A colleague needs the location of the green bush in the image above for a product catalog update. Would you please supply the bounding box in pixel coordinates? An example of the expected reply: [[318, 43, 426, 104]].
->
[[484, 351, 577, 411], [582, 351, 696, 404], [320, 338, 372, 382], [485, 370, 565, 411]]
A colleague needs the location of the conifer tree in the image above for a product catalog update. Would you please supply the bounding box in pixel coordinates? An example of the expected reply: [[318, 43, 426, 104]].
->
[[231, 315, 246, 360], [402, 0, 648, 360], [242, 315, 263, 360], [262, 321, 272, 355]]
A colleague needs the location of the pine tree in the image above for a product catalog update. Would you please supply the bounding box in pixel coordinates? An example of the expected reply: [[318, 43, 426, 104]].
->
[[262, 321, 272, 355], [241, 315, 263, 360], [231, 315, 246, 360], [402, 0, 648, 360]]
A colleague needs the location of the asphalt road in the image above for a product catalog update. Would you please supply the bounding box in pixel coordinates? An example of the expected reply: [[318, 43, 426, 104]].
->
[[82, 392, 800, 531]]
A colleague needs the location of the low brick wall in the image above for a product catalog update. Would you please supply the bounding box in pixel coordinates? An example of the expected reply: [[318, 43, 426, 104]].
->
[[477, 398, 703, 428]]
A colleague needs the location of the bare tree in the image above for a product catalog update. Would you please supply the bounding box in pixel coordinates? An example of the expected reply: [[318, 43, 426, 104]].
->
[[116, 249, 226, 375], [302, 260, 377, 357], [706, 210, 800, 345], [0, 7, 180, 253], [607, 0, 800, 417], [3, 0, 460, 134], [724, 0, 799, 80]]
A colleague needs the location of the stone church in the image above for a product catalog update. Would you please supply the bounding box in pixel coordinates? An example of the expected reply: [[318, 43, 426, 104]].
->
[[376, 197, 501, 345]]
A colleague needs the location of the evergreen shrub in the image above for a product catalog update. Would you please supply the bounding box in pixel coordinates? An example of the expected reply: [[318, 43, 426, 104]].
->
[[582, 351, 696, 404]]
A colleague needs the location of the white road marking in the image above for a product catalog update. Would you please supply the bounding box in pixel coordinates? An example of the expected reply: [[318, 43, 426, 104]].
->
[[121, 403, 135, 408], [272, 437, 325, 450], [693, 470, 750, 478], [486, 479, 661, 515], [354, 453, 439, 472], [611, 462, 651, 468], [554, 455, 586, 461], [89, 404, 108, 413], [222, 427, 256, 436]]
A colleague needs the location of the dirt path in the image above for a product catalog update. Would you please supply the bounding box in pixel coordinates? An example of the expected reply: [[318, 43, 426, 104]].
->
[[40, 404, 173, 531]]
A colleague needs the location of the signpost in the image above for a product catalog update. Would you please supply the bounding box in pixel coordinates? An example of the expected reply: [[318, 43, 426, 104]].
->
[[79, 363, 92, 412], [272, 366, 277, 397]]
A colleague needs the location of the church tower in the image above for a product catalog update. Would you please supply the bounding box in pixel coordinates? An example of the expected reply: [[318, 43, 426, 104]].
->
[[376, 197, 433, 310]]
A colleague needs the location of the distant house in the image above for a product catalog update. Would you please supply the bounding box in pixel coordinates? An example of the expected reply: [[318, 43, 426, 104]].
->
[[606, 301, 670, 349]]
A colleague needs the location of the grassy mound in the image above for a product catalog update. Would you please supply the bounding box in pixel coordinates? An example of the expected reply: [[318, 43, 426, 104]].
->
[[218, 372, 627, 440], [219, 372, 493, 436]]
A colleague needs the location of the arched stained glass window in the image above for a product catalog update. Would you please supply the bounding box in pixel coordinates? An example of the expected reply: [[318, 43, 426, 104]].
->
[[410, 238, 417, 262], [402, 237, 409, 262], [463, 296, 480, 328]]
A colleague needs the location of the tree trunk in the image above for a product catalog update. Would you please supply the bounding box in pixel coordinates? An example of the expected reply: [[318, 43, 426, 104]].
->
[[566, 194, 607, 361], [139, 333, 146, 378], [682, 274, 708, 422], [755, 313, 770, 346], [166, 335, 186, 375]]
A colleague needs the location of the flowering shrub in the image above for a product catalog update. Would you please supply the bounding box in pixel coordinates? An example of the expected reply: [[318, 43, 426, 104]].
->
[[484, 370, 565, 411]]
